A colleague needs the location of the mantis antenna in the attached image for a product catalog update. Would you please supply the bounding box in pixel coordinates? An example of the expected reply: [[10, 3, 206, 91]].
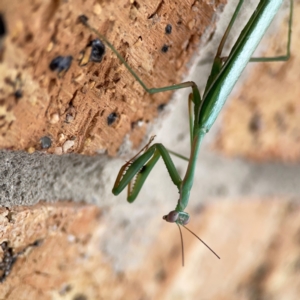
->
[[163, 210, 220, 263]]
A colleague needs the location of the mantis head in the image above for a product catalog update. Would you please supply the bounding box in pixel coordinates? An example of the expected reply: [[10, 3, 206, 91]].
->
[[163, 210, 190, 225]]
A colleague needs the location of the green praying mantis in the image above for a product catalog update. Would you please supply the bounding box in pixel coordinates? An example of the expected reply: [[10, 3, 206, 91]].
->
[[80, 0, 293, 263]]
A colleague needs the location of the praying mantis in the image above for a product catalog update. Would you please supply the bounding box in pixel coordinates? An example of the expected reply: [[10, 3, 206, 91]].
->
[[80, 0, 293, 262]]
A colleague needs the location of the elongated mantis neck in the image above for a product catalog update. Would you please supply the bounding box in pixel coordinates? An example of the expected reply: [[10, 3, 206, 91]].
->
[[176, 129, 206, 212]]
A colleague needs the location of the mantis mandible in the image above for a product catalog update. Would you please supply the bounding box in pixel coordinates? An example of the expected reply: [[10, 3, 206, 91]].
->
[[80, 0, 293, 262]]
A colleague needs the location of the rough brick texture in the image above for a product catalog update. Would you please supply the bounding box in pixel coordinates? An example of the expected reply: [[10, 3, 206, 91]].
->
[[0, 0, 225, 156]]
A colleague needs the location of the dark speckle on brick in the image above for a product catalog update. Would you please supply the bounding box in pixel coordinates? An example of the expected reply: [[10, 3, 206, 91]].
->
[[40, 136, 52, 149]]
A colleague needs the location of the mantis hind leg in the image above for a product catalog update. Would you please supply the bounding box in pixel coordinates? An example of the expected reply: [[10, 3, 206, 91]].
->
[[204, 0, 246, 93], [212, 0, 292, 65], [250, 0, 293, 62]]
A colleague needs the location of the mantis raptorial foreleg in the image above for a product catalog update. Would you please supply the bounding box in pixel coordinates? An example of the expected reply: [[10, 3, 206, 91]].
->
[[112, 142, 182, 203]]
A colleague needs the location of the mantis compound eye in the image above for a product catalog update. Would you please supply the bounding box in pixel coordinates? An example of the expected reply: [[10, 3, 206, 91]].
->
[[163, 210, 179, 223], [179, 213, 190, 225]]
